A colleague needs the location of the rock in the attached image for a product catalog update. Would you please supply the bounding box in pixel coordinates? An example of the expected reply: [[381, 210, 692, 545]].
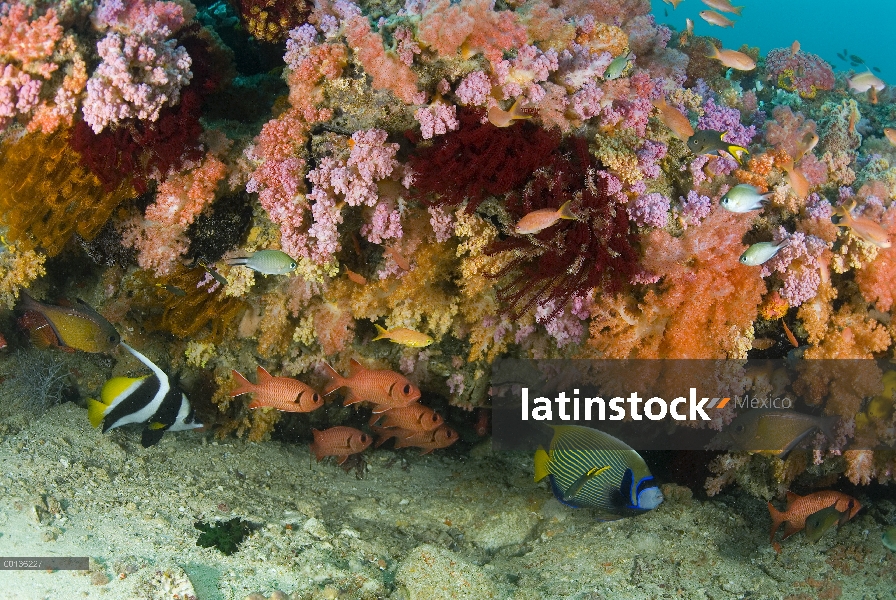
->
[[395, 544, 498, 600]]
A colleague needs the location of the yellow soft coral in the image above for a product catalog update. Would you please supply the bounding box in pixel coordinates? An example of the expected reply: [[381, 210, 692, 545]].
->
[[0, 241, 46, 308], [0, 130, 132, 256]]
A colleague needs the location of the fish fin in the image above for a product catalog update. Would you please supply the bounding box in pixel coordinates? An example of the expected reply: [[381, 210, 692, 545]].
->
[[348, 358, 365, 377], [370, 403, 392, 414], [342, 391, 364, 406], [372, 324, 389, 341], [557, 200, 576, 221], [247, 400, 266, 410], [321, 362, 346, 396], [141, 427, 166, 448], [785, 491, 800, 507], [534, 447, 551, 482], [731, 5, 744, 16], [725, 145, 749, 165], [705, 43, 719, 60], [781, 521, 801, 540], [229, 369, 255, 397], [256, 365, 273, 384], [419, 447, 434, 455], [86, 398, 107, 428], [509, 97, 533, 121], [101, 376, 144, 405], [224, 257, 249, 266], [767, 501, 785, 543]]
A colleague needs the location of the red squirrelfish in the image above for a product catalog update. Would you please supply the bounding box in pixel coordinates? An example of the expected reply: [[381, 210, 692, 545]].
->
[[371, 403, 443, 431], [230, 366, 323, 412], [310, 426, 372, 465], [768, 490, 861, 552], [833, 200, 892, 248], [372, 424, 458, 454], [323, 358, 421, 409]]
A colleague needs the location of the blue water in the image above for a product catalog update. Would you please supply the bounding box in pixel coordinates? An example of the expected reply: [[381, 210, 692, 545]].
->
[[650, 0, 896, 89]]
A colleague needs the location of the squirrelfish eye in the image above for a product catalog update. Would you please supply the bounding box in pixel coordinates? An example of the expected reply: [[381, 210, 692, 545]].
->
[[403, 384, 411, 394], [431, 413, 439, 422], [360, 434, 369, 443], [312, 393, 320, 403]]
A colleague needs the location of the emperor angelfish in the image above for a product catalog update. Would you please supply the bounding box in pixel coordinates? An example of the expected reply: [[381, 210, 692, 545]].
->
[[534, 424, 663, 521], [87, 343, 202, 447]]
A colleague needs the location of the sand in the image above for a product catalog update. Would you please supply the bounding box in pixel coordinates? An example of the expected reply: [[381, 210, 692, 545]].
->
[[0, 401, 894, 600]]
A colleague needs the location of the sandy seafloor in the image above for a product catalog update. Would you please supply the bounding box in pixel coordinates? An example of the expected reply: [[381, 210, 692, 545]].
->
[[0, 399, 895, 600]]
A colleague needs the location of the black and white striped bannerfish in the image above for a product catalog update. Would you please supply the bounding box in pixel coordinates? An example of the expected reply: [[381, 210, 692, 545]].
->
[[87, 342, 203, 447]]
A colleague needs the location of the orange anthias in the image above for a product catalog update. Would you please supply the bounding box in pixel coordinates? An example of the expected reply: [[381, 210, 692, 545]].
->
[[323, 359, 421, 409], [230, 366, 323, 412], [768, 490, 861, 552], [310, 426, 372, 464]]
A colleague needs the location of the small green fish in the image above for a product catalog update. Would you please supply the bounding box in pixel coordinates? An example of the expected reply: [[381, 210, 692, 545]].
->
[[740, 241, 787, 266], [225, 250, 297, 275], [687, 129, 750, 165], [604, 51, 632, 80], [534, 424, 663, 521], [18, 292, 120, 353], [721, 184, 770, 213], [155, 283, 187, 297], [804, 504, 846, 543], [883, 526, 896, 551]]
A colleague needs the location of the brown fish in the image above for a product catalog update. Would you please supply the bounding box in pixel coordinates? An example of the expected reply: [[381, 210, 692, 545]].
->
[[310, 426, 372, 464], [723, 409, 838, 456], [768, 491, 860, 552], [699, 9, 735, 27], [230, 366, 323, 412], [323, 358, 421, 409], [804, 504, 848, 543], [18, 292, 120, 353]]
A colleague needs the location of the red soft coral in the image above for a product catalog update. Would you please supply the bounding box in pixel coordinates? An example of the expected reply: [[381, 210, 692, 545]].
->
[[408, 108, 561, 213], [486, 137, 640, 320]]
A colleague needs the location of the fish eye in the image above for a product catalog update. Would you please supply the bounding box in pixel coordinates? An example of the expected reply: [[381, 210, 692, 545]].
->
[[312, 393, 320, 403], [403, 384, 411, 394], [735, 424, 744, 432], [290, 262, 297, 269], [360, 434, 369, 443]]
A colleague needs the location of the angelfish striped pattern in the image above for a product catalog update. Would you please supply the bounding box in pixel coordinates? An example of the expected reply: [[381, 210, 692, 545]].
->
[[535, 425, 660, 519]]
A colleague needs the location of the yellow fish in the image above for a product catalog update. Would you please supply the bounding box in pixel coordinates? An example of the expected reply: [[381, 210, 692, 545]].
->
[[372, 324, 434, 347], [19, 292, 120, 353]]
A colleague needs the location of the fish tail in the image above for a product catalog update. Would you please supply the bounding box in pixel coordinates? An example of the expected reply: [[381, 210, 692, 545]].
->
[[767, 502, 785, 543], [224, 257, 248, 266], [229, 369, 255, 397], [86, 398, 107, 428], [534, 447, 551, 482], [372, 324, 390, 342], [726, 145, 749, 165], [705, 43, 719, 60], [321, 362, 347, 396], [732, 5, 744, 15], [558, 200, 576, 221], [509, 97, 533, 121]]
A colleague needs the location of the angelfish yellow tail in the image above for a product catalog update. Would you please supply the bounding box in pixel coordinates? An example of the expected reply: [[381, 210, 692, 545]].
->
[[534, 447, 551, 482]]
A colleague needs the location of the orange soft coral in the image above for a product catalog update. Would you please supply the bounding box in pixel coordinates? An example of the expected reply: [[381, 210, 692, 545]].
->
[[592, 208, 766, 358]]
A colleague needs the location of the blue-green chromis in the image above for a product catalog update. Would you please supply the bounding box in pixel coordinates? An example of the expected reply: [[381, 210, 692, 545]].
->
[[740, 241, 787, 266], [225, 250, 298, 275]]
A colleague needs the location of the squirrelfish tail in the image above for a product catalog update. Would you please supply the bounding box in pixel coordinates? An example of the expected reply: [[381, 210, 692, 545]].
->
[[767, 501, 785, 542], [322, 362, 347, 396], [229, 369, 255, 397]]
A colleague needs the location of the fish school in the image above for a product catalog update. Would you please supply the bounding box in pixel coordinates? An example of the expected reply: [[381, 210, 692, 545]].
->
[[519, 387, 732, 422]]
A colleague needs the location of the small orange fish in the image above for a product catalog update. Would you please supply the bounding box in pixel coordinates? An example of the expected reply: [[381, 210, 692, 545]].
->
[[794, 131, 819, 161], [323, 358, 421, 409], [662, 0, 684, 8], [488, 97, 534, 128], [230, 366, 323, 412], [310, 426, 372, 465], [699, 9, 735, 27], [781, 157, 810, 199], [768, 491, 861, 552], [372, 324, 434, 347], [707, 44, 755, 71], [475, 408, 490, 436], [790, 40, 800, 56], [385, 245, 410, 271], [652, 98, 694, 141], [515, 200, 577, 234], [783, 321, 798, 348], [345, 266, 367, 285], [372, 403, 444, 432], [885, 128, 896, 146], [833, 199, 892, 248]]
